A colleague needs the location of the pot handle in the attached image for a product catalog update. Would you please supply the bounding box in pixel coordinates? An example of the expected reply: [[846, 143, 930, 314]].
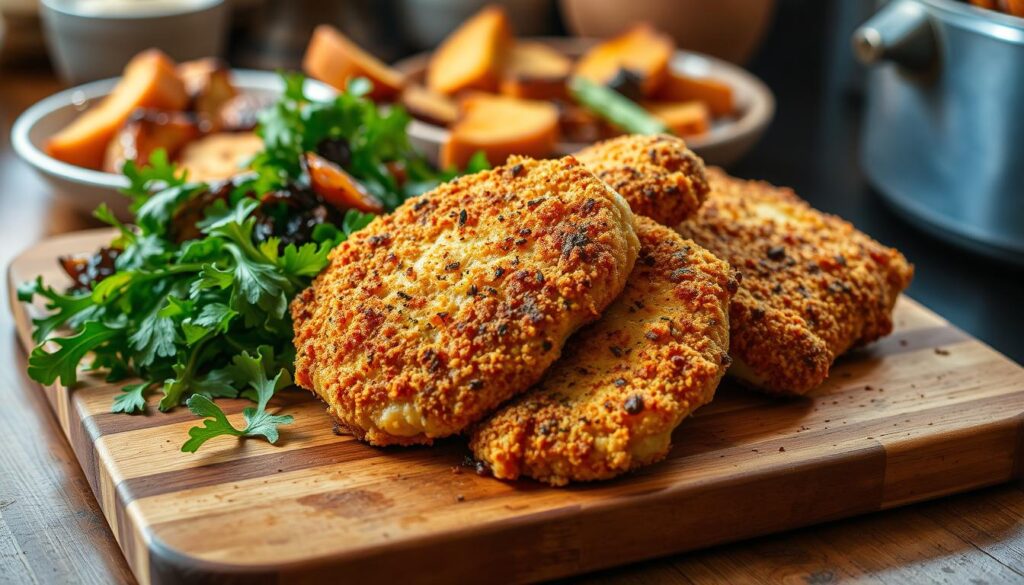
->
[[852, 0, 936, 69]]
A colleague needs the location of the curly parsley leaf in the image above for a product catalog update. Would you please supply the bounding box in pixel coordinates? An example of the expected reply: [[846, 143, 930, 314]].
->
[[18, 277, 95, 344], [180, 394, 245, 452], [111, 381, 151, 414], [181, 347, 293, 452], [121, 149, 188, 206], [27, 321, 122, 386]]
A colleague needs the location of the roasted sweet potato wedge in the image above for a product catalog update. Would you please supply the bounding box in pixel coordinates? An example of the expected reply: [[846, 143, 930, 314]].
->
[[441, 94, 559, 168], [426, 5, 513, 95], [45, 49, 188, 169], [178, 58, 239, 131], [303, 25, 406, 101], [643, 101, 710, 137], [303, 152, 384, 213], [654, 72, 734, 117], [500, 42, 572, 101], [573, 24, 674, 97], [102, 109, 201, 173], [401, 84, 459, 127]]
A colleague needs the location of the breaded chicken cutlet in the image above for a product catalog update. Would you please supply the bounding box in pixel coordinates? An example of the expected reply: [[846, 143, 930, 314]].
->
[[576, 134, 710, 226], [675, 168, 914, 394], [291, 156, 639, 446], [471, 217, 737, 485]]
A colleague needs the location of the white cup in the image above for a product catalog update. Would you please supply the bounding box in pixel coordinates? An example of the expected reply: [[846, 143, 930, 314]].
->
[[40, 0, 229, 84]]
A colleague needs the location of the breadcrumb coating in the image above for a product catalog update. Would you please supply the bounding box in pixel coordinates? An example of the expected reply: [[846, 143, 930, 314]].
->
[[576, 134, 709, 226], [291, 156, 639, 446], [470, 217, 736, 485], [675, 168, 914, 395]]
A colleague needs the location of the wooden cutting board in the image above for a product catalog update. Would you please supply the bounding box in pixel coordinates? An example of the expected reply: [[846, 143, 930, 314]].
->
[[9, 230, 1024, 585]]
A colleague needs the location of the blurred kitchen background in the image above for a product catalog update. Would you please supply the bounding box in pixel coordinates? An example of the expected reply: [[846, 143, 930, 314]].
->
[[1, 0, 1022, 362]]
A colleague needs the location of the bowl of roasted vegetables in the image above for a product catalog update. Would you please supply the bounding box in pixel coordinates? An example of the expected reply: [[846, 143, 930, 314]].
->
[[298, 5, 774, 168], [11, 49, 335, 215]]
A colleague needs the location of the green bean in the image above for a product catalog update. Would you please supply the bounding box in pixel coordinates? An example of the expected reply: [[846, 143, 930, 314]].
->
[[568, 76, 669, 136]]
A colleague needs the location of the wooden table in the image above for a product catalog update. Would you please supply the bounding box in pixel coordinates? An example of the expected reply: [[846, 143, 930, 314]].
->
[[1, 68, 1022, 585]]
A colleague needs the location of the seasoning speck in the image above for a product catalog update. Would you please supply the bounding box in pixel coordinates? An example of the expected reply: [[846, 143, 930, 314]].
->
[[624, 394, 644, 414]]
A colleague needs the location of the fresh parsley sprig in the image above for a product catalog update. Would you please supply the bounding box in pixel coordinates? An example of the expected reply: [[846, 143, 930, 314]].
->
[[21, 73, 484, 452]]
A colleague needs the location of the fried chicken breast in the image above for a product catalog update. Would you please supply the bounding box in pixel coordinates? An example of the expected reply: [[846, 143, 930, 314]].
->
[[470, 217, 736, 485], [291, 156, 639, 446], [575, 134, 710, 226], [675, 168, 914, 394]]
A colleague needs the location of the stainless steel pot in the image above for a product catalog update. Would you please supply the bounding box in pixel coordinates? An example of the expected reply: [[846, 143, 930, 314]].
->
[[854, 0, 1024, 264]]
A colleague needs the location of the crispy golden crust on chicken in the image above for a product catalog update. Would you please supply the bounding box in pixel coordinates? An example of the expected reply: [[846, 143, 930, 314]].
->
[[576, 134, 709, 226], [291, 156, 639, 446], [470, 217, 736, 485], [675, 168, 914, 395]]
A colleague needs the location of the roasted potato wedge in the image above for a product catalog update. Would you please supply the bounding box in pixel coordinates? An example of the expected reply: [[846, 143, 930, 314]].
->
[[304, 25, 406, 101], [401, 84, 460, 127], [102, 109, 201, 173], [178, 58, 239, 131], [46, 49, 188, 169], [441, 94, 559, 168], [500, 42, 572, 101], [574, 24, 674, 97], [426, 5, 513, 95]]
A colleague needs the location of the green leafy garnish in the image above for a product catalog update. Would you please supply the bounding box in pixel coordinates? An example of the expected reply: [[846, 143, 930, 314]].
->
[[244, 74, 452, 210], [21, 74, 485, 452], [112, 382, 151, 414], [180, 347, 294, 452]]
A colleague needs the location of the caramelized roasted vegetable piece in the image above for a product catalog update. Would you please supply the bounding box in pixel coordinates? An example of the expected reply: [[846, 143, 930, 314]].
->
[[59, 247, 121, 292], [499, 42, 572, 101], [441, 94, 559, 168], [426, 5, 512, 95], [654, 72, 735, 117], [401, 84, 460, 127], [604, 68, 646, 102], [178, 58, 239, 131], [574, 24, 674, 97], [102, 109, 201, 173], [45, 49, 188, 169], [303, 152, 384, 213], [303, 25, 406, 101]]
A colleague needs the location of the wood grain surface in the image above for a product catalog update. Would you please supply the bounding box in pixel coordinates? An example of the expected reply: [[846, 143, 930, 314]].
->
[[7, 229, 1024, 585]]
